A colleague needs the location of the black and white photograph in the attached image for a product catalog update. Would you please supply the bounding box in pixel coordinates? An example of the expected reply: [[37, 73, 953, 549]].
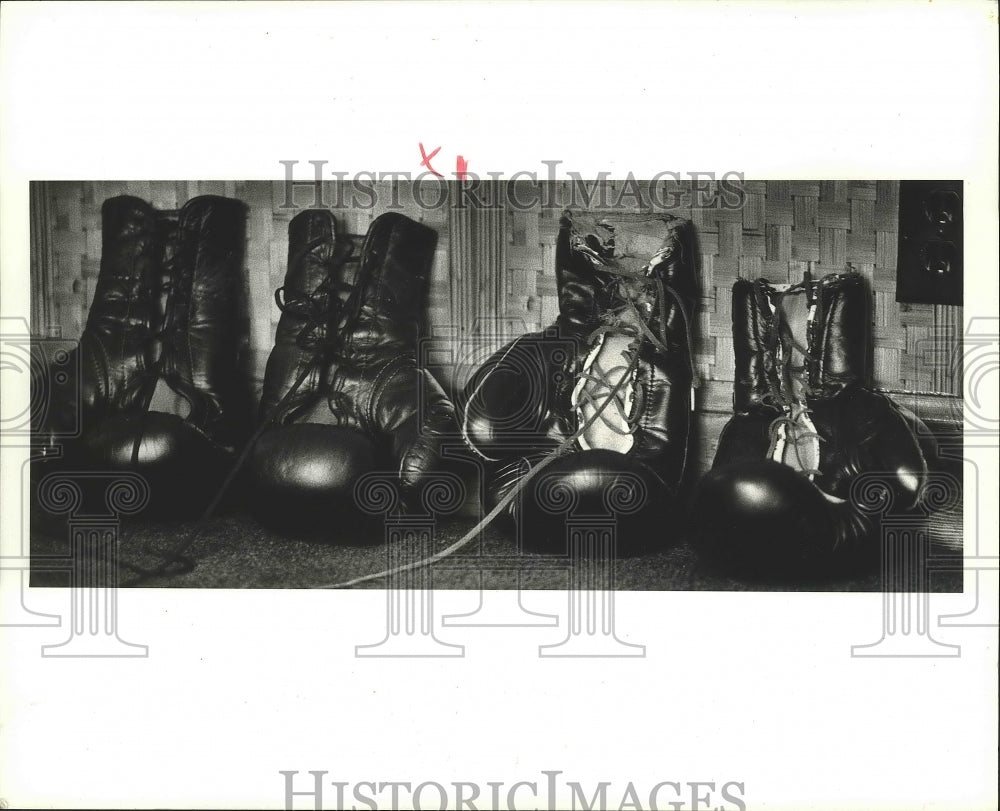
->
[[1, 3, 997, 811], [26, 178, 966, 593]]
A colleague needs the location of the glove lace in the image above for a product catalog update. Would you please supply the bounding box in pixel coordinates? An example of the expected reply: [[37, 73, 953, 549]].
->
[[574, 325, 644, 437], [120, 270, 214, 466], [755, 273, 824, 478], [573, 252, 699, 440], [273, 238, 375, 425], [115, 273, 204, 583]]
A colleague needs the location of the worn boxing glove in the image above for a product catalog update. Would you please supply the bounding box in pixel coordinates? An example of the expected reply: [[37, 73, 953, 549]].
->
[[247, 211, 457, 536], [461, 210, 696, 554], [690, 272, 931, 578], [33, 195, 249, 516], [78, 196, 249, 508], [37, 196, 161, 447]]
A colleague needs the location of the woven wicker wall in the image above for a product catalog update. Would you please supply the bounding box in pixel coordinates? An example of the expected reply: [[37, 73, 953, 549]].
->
[[31, 180, 452, 390], [696, 180, 963, 396], [33, 179, 963, 408], [500, 180, 963, 398]]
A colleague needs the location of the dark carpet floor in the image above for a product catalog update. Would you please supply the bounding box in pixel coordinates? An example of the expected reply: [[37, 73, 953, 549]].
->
[[29, 493, 963, 592]]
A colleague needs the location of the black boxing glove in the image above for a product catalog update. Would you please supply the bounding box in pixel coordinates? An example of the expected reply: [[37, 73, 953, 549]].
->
[[690, 273, 930, 578], [461, 210, 697, 554], [247, 211, 457, 536], [33, 195, 249, 516]]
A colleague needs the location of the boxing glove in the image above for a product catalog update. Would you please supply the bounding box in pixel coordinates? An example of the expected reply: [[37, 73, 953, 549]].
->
[[48, 196, 162, 441], [461, 210, 697, 554], [690, 272, 931, 579], [33, 195, 250, 517], [247, 211, 458, 536]]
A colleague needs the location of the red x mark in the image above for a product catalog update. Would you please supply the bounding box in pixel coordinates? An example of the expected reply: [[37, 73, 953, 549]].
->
[[419, 142, 443, 178]]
